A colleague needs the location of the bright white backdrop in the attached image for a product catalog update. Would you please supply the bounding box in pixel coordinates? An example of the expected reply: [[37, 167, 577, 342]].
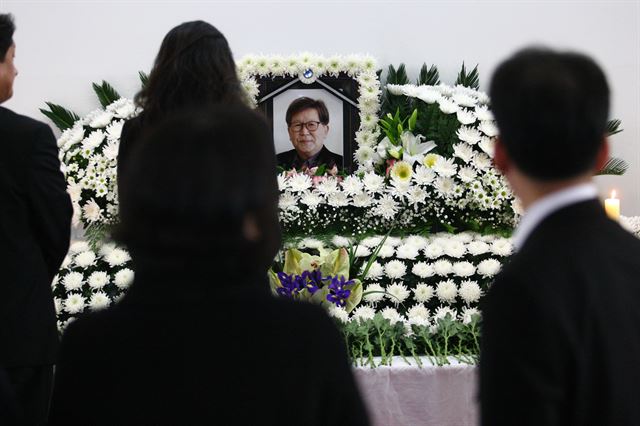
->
[[2, 0, 639, 213]]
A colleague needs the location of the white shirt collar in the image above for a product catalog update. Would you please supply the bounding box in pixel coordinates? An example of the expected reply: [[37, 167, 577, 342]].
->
[[511, 183, 598, 250]]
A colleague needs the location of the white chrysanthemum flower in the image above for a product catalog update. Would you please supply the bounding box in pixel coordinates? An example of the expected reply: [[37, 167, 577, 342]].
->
[[327, 192, 350, 207], [361, 236, 383, 248], [432, 157, 458, 177], [355, 130, 377, 147], [395, 244, 419, 260], [384, 260, 407, 279], [60, 255, 73, 270], [352, 305, 376, 322], [114, 268, 134, 289], [478, 121, 499, 137], [477, 259, 502, 277], [404, 235, 429, 250], [288, 174, 312, 192], [315, 178, 339, 196], [82, 199, 103, 223], [54, 297, 63, 315], [354, 245, 371, 257], [363, 283, 385, 304], [105, 248, 131, 267], [390, 177, 411, 197], [413, 283, 435, 303], [381, 307, 404, 325], [107, 98, 136, 118], [433, 260, 453, 276], [416, 86, 442, 104], [474, 105, 494, 121], [412, 262, 435, 279], [102, 140, 119, 160], [64, 294, 86, 314], [467, 241, 490, 256], [478, 137, 495, 157], [407, 304, 430, 322], [386, 84, 404, 95], [62, 124, 85, 151], [436, 279, 458, 303], [385, 236, 402, 247], [66, 181, 82, 203], [88, 271, 109, 289], [473, 152, 493, 170], [456, 109, 476, 125], [362, 172, 385, 193], [332, 235, 351, 248], [277, 173, 288, 191], [352, 193, 373, 208], [82, 130, 105, 152], [444, 240, 466, 258], [299, 238, 323, 250], [453, 143, 475, 163], [391, 161, 413, 182], [434, 177, 456, 196], [386, 282, 410, 305], [491, 239, 513, 256], [458, 166, 478, 183], [452, 92, 477, 107], [363, 261, 384, 279], [74, 251, 96, 268], [88, 292, 111, 311], [433, 306, 457, 322], [511, 197, 525, 216], [69, 241, 90, 254], [327, 306, 350, 323], [63, 272, 84, 291], [300, 192, 323, 209], [89, 111, 113, 128], [278, 193, 297, 210], [374, 195, 399, 220], [461, 307, 481, 325], [423, 243, 444, 259], [438, 98, 459, 114], [413, 165, 435, 185], [105, 120, 124, 141], [453, 262, 476, 278], [457, 126, 482, 145], [459, 280, 482, 304], [340, 176, 364, 196]]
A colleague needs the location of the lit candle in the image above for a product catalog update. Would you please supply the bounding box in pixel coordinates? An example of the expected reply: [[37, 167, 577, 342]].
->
[[604, 190, 620, 221]]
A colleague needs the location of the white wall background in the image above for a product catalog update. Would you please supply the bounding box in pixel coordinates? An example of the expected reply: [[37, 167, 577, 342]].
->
[[2, 0, 639, 214]]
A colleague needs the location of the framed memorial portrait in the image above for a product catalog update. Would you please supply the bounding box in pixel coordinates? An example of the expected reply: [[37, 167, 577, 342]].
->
[[237, 54, 382, 173]]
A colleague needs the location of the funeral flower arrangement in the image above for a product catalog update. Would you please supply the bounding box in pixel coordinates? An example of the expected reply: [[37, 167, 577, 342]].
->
[[52, 241, 134, 332]]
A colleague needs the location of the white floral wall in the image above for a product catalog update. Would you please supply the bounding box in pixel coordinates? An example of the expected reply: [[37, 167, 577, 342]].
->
[[2, 0, 638, 214]]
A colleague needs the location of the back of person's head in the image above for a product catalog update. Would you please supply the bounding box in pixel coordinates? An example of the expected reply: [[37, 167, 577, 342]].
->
[[135, 20, 242, 123], [285, 97, 330, 126], [0, 14, 15, 61], [115, 104, 281, 277], [489, 47, 609, 180]]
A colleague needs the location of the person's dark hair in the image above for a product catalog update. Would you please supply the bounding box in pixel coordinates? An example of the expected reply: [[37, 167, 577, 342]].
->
[[286, 97, 330, 126], [135, 20, 243, 123], [115, 104, 281, 275], [489, 47, 609, 180], [0, 14, 15, 62]]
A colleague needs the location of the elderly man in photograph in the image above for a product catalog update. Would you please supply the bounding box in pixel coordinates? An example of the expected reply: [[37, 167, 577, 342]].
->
[[480, 47, 640, 425], [0, 14, 72, 425], [277, 97, 343, 170]]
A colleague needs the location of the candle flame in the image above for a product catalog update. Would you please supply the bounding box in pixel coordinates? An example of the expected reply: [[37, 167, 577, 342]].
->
[[611, 190, 617, 199]]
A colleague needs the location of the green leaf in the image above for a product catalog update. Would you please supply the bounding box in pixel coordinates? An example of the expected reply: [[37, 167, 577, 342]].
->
[[40, 102, 81, 131], [386, 64, 410, 85], [84, 223, 110, 251], [92, 81, 121, 108], [455, 63, 480, 89], [138, 71, 149, 88], [408, 109, 418, 132], [417, 64, 440, 86], [606, 119, 623, 136], [596, 157, 628, 176]]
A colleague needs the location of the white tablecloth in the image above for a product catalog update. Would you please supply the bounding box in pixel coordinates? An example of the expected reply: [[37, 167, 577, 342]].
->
[[353, 357, 478, 426]]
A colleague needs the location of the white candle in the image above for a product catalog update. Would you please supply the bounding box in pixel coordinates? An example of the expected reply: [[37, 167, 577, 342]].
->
[[604, 190, 620, 221]]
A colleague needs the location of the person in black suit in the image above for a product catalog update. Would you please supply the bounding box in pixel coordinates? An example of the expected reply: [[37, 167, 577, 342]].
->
[[0, 13, 72, 425], [277, 97, 343, 171], [117, 20, 244, 192], [49, 104, 370, 425], [480, 47, 640, 425]]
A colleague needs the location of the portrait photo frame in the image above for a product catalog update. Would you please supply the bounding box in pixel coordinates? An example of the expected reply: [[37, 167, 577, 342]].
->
[[237, 54, 382, 173]]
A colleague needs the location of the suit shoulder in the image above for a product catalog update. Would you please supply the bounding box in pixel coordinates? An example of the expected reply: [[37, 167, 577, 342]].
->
[[0, 107, 51, 134]]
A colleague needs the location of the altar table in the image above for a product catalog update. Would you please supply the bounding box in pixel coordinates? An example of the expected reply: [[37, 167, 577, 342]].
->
[[353, 357, 478, 426]]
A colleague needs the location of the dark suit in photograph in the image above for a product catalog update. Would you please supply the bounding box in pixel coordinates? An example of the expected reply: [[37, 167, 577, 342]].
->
[[480, 199, 640, 425], [277, 145, 343, 170], [0, 106, 72, 423], [49, 268, 370, 425]]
